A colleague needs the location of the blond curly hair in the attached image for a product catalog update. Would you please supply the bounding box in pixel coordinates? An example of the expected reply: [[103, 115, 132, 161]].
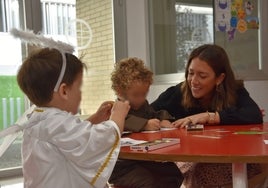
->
[[111, 57, 153, 92]]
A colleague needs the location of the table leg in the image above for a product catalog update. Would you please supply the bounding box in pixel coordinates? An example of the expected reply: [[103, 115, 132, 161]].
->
[[232, 163, 248, 188]]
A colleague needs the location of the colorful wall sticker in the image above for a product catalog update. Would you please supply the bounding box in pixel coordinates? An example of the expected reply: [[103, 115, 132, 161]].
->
[[215, 0, 259, 41]]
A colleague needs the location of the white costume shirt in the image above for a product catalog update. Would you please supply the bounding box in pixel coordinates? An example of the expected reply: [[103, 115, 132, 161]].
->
[[22, 107, 120, 188]]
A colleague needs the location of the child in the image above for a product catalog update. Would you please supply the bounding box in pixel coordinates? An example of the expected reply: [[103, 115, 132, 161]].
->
[[109, 57, 183, 188], [10, 29, 130, 188], [111, 57, 175, 132]]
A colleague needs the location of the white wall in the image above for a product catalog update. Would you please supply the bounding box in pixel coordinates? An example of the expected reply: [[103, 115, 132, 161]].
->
[[124, 0, 268, 122], [244, 81, 268, 121]]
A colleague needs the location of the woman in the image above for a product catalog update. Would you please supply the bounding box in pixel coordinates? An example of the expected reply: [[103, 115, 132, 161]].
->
[[151, 44, 264, 187]]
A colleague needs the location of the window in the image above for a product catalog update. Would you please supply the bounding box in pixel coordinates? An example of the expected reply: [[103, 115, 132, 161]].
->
[[0, 0, 26, 178], [41, 0, 76, 35], [41, 0, 77, 52], [0, 0, 76, 180], [175, 4, 213, 73], [148, 0, 213, 83], [0, 0, 25, 132], [0, 0, 24, 32]]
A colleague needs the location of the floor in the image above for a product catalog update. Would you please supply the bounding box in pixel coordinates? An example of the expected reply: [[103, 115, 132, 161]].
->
[[0, 177, 23, 188], [0, 176, 186, 188], [1, 183, 23, 188]]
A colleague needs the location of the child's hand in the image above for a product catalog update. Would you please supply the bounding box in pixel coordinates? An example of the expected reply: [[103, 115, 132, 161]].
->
[[87, 101, 114, 124], [160, 120, 175, 128], [144, 118, 161, 131], [111, 100, 130, 118], [110, 100, 130, 133]]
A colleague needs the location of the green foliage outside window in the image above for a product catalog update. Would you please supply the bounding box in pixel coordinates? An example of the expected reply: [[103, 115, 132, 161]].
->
[[0, 76, 24, 130]]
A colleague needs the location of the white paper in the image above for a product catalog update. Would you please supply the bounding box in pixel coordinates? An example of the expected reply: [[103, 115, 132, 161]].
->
[[141, 127, 177, 133], [160, 127, 177, 131], [120, 137, 147, 147]]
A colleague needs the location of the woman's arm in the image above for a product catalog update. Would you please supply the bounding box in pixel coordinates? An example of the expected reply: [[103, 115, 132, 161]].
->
[[172, 87, 263, 128]]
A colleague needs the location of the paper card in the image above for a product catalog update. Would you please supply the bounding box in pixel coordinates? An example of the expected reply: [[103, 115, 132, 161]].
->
[[141, 127, 177, 133], [186, 124, 204, 131], [130, 138, 180, 152], [141, 130, 160, 133], [160, 127, 177, 131], [120, 137, 147, 147]]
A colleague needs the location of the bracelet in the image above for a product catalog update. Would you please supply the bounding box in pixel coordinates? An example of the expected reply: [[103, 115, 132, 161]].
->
[[207, 111, 216, 124]]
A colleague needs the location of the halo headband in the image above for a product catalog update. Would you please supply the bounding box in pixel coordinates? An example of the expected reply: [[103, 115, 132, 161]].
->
[[10, 28, 75, 91], [54, 53, 67, 91]]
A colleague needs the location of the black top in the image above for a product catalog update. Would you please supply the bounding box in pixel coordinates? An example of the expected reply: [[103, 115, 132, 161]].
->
[[125, 100, 174, 132], [150, 82, 263, 125]]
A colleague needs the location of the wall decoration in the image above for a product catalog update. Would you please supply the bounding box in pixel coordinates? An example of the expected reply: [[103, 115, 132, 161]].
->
[[215, 0, 259, 41], [215, 0, 231, 32]]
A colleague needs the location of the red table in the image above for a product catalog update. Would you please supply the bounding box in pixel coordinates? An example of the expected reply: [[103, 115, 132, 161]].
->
[[119, 123, 268, 188]]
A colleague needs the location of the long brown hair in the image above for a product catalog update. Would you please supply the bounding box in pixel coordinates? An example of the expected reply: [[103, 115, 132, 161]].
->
[[181, 44, 243, 111]]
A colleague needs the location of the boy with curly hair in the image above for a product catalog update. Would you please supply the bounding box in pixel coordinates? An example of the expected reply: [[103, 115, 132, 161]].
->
[[109, 57, 183, 188], [111, 57, 175, 132]]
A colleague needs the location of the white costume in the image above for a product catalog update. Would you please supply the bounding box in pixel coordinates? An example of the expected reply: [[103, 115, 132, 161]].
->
[[22, 107, 120, 188], [0, 29, 120, 188]]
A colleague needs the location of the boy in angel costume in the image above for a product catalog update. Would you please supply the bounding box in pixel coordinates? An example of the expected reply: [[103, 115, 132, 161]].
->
[[0, 28, 130, 188]]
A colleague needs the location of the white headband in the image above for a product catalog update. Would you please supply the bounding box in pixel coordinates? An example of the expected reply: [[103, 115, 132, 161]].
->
[[10, 28, 74, 91]]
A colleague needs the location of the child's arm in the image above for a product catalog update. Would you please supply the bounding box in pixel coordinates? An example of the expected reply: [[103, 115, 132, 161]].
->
[[87, 101, 114, 124], [110, 100, 130, 133], [144, 118, 161, 131], [87, 100, 130, 133]]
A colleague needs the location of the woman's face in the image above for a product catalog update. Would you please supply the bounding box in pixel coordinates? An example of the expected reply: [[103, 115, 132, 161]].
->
[[187, 57, 224, 101]]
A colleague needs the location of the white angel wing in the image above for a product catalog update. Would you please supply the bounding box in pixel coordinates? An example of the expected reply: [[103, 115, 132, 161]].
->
[[0, 127, 22, 157], [10, 28, 74, 54], [0, 105, 36, 158]]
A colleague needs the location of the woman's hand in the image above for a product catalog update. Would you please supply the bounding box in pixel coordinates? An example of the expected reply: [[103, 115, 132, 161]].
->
[[172, 112, 208, 128]]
